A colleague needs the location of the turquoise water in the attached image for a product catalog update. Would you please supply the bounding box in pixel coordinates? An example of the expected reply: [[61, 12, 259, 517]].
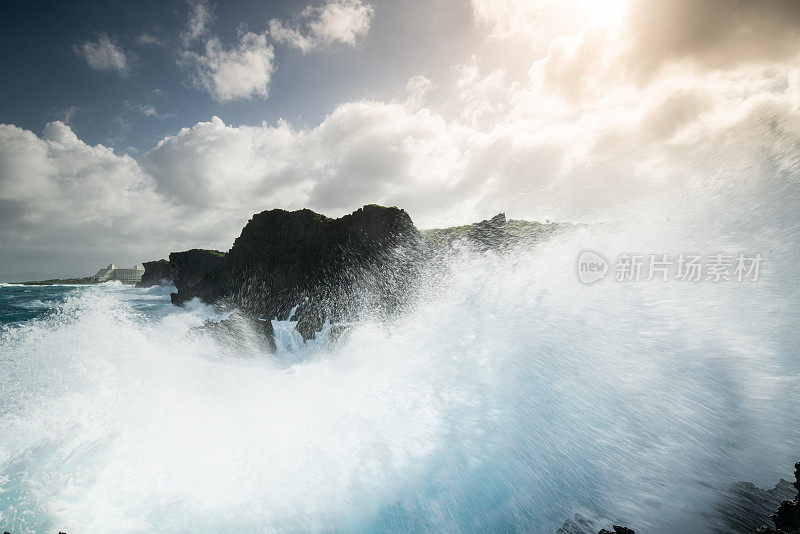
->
[[0, 285, 81, 325], [0, 283, 179, 327]]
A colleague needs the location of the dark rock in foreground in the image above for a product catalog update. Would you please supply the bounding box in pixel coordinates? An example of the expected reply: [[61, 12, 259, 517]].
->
[[758, 462, 800, 533], [556, 513, 598, 533], [555, 461, 800, 534], [168, 249, 225, 305], [717, 477, 795, 533], [598, 527, 635, 534], [136, 259, 172, 287], [557, 515, 636, 534]]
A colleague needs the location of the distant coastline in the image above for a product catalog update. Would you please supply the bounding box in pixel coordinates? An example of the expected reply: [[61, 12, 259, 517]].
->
[[11, 277, 98, 286], [12, 264, 146, 286]]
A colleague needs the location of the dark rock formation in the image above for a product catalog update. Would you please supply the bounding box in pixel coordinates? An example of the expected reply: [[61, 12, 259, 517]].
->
[[467, 212, 508, 248], [170, 205, 422, 340], [717, 477, 796, 533], [137, 205, 574, 344], [555, 515, 635, 534], [168, 249, 225, 305], [598, 527, 634, 534], [556, 461, 800, 534], [136, 259, 172, 287], [557, 513, 597, 533], [758, 463, 800, 534], [422, 213, 570, 249]]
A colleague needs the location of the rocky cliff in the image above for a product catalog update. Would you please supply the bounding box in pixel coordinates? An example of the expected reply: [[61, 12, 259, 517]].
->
[[141, 205, 571, 344], [168, 249, 226, 305], [555, 461, 800, 534], [136, 259, 172, 287], [758, 462, 800, 533], [422, 212, 570, 248], [169, 205, 422, 340], [718, 476, 796, 533]]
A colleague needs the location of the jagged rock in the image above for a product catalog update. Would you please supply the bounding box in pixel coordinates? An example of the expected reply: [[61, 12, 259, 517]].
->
[[467, 212, 507, 248], [422, 213, 571, 249], [170, 205, 422, 340], [598, 526, 635, 534], [136, 259, 172, 287], [557, 513, 597, 533], [758, 463, 800, 534], [158, 205, 572, 343], [716, 478, 795, 533], [168, 249, 225, 305], [558, 462, 800, 534]]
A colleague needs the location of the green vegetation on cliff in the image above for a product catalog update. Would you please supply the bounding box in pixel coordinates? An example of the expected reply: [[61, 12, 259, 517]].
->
[[423, 213, 572, 247]]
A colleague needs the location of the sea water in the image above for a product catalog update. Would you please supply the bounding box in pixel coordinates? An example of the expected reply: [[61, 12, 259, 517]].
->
[[1, 219, 798, 534], [1, 166, 800, 532]]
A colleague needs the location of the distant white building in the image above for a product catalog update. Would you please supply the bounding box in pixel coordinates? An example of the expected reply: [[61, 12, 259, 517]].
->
[[92, 264, 145, 283]]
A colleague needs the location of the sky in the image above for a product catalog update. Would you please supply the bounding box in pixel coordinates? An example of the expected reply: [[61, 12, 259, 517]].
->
[[1, 0, 799, 280]]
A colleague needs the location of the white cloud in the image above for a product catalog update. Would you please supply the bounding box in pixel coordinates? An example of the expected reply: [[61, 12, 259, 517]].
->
[[139, 102, 468, 215], [176, 0, 274, 102], [73, 34, 132, 77], [54, 106, 81, 124], [138, 105, 160, 118], [126, 101, 173, 120], [269, 0, 375, 53], [405, 76, 435, 109], [3, 55, 800, 278], [184, 30, 275, 102], [454, 57, 508, 125], [142, 53, 800, 226], [181, 0, 214, 46], [0, 122, 160, 256], [135, 32, 166, 47], [140, 116, 306, 209], [0, 121, 263, 278], [5, 0, 800, 279], [470, 0, 541, 41], [470, 0, 626, 44]]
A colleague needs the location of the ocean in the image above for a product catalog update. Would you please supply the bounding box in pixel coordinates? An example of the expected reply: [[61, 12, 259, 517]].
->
[[1, 213, 799, 532]]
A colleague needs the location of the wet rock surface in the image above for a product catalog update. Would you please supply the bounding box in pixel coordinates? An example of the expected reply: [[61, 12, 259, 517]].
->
[[717, 477, 796, 533], [556, 513, 599, 533], [165, 205, 422, 340], [554, 461, 800, 534], [168, 248, 225, 305], [140, 205, 569, 343], [136, 259, 172, 287], [598, 527, 635, 534], [758, 463, 800, 534]]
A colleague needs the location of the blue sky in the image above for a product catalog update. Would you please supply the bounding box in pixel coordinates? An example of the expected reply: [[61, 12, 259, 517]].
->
[[1, 0, 799, 280], [0, 0, 479, 153]]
